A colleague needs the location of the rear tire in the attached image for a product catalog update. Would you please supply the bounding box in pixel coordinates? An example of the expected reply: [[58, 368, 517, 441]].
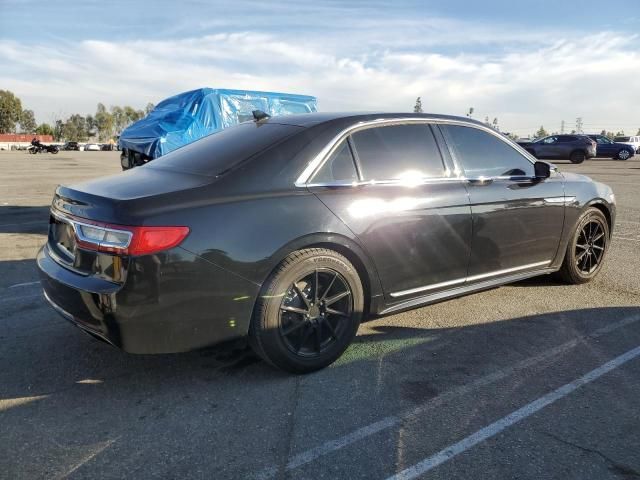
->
[[570, 150, 586, 164], [249, 248, 364, 373], [558, 207, 609, 284]]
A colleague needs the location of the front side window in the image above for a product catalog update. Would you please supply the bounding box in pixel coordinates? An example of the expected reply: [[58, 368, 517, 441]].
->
[[441, 125, 534, 178], [350, 124, 445, 181], [543, 136, 558, 144], [311, 140, 358, 183]]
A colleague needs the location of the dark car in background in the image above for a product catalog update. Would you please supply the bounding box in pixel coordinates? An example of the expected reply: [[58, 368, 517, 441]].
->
[[518, 134, 596, 164], [587, 135, 635, 160], [62, 142, 80, 151], [38, 113, 616, 373]]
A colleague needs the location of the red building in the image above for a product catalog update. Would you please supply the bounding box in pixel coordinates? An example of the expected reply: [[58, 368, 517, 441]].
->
[[0, 134, 54, 142]]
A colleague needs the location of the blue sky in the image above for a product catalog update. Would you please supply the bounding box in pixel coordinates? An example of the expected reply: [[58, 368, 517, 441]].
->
[[1, 0, 639, 135]]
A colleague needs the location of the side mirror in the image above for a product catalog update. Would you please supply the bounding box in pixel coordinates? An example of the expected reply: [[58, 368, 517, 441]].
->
[[534, 161, 551, 179]]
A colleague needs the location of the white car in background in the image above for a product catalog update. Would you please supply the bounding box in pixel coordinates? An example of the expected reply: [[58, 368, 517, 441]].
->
[[83, 143, 101, 151], [614, 135, 640, 153]]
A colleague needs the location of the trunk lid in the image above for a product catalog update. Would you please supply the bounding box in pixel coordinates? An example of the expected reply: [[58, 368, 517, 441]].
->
[[52, 166, 213, 224]]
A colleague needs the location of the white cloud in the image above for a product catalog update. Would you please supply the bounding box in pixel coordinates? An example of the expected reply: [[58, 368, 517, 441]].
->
[[1, 29, 639, 135]]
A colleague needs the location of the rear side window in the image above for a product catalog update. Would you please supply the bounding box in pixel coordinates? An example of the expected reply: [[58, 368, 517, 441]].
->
[[615, 137, 630, 142], [441, 125, 534, 177], [148, 122, 302, 176], [350, 124, 445, 181], [312, 140, 358, 183]]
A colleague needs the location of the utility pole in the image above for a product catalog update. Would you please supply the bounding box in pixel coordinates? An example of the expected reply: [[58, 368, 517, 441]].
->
[[575, 117, 583, 134], [560, 120, 565, 134]]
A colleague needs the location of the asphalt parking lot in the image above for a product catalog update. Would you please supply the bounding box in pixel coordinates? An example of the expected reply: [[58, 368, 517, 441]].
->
[[1, 150, 639, 479]]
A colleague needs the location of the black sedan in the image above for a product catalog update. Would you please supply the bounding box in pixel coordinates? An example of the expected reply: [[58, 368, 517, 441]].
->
[[587, 134, 635, 160], [38, 113, 616, 373]]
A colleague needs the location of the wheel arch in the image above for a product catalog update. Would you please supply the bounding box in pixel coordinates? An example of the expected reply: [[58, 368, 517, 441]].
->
[[259, 232, 384, 317], [585, 200, 613, 235]]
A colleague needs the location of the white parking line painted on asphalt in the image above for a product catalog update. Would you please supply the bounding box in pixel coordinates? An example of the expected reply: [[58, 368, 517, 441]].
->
[[386, 344, 640, 480], [254, 314, 640, 479], [8, 281, 40, 289]]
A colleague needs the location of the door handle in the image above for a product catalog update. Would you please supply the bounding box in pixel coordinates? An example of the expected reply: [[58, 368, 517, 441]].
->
[[465, 177, 494, 185]]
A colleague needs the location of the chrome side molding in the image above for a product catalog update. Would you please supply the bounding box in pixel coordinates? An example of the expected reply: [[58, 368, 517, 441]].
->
[[389, 260, 551, 298]]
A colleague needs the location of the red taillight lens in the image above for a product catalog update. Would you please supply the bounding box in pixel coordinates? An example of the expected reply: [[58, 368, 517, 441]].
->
[[66, 214, 189, 256], [127, 226, 190, 256]]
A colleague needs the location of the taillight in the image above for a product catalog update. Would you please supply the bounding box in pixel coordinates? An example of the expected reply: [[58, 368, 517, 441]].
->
[[68, 215, 189, 256]]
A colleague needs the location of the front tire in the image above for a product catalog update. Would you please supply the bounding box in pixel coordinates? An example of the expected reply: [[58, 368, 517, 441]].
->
[[558, 207, 609, 284], [570, 150, 586, 164], [249, 248, 364, 373], [616, 149, 630, 160]]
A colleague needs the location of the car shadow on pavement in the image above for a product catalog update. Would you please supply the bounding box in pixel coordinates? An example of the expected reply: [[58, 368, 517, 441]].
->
[[1, 302, 639, 477], [2, 304, 639, 399], [0, 205, 50, 235]]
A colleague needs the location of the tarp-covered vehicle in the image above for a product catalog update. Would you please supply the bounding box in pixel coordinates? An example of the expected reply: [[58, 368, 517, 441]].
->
[[119, 88, 318, 169]]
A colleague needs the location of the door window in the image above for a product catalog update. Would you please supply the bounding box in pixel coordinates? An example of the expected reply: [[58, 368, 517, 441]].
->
[[441, 125, 535, 178], [350, 124, 445, 181], [311, 140, 358, 183]]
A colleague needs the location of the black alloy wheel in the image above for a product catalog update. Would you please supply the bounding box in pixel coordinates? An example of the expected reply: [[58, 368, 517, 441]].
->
[[574, 219, 606, 274], [249, 248, 364, 373], [558, 207, 609, 284], [279, 269, 352, 357]]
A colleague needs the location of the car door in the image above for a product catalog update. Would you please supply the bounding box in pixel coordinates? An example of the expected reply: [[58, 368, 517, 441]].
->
[[594, 136, 614, 157], [439, 124, 565, 280], [308, 122, 473, 300], [534, 136, 560, 159]]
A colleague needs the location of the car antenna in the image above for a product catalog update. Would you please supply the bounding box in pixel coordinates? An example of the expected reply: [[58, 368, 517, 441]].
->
[[252, 110, 271, 121]]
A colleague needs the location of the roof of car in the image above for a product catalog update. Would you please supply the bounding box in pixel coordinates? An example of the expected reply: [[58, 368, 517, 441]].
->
[[263, 112, 488, 128]]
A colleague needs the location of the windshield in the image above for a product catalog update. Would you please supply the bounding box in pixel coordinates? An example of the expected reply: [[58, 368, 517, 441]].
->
[[147, 122, 302, 177]]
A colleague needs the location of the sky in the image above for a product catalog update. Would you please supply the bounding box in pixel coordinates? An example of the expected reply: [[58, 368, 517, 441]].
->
[[1, 0, 639, 136]]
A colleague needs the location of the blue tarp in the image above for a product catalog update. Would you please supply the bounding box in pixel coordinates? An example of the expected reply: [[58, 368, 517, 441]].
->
[[119, 88, 318, 159]]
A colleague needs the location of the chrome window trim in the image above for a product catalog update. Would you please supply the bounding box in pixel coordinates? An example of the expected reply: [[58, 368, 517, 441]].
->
[[295, 117, 537, 187], [304, 176, 467, 189], [389, 260, 551, 298]]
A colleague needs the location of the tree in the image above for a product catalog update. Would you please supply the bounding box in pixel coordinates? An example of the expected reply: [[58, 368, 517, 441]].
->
[[534, 125, 548, 139], [505, 132, 519, 141], [413, 97, 423, 113], [0, 90, 23, 133], [145, 102, 155, 115], [54, 119, 64, 141], [484, 115, 490, 125], [637, 128, 640, 136], [35, 123, 54, 136], [123, 105, 144, 124], [19, 109, 37, 133], [466, 107, 474, 118], [110, 106, 126, 134], [62, 114, 88, 142], [492, 117, 499, 131], [94, 103, 113, 141]]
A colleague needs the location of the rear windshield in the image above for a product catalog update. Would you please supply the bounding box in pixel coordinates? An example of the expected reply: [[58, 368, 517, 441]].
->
[[614, 137, 630, 142], [147, 122, 302, 176]]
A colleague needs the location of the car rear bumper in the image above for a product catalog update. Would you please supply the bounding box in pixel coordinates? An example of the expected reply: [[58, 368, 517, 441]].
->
[[37, 244, 260, 354]]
